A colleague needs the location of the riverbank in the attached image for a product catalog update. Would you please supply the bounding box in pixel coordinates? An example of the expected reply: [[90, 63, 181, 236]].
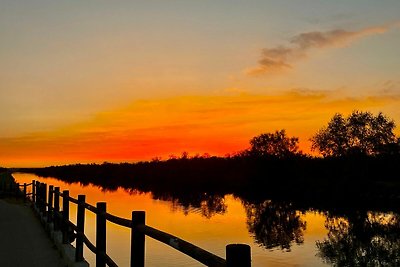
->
[[18, 154, 400, 212]]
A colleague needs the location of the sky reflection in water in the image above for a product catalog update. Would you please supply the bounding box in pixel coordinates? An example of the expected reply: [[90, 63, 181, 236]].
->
[[13, 173, 399, 267]]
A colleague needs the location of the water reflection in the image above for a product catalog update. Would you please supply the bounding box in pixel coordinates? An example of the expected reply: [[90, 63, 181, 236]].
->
[[243, 200, 306, 251], [151, 192, 227, 218], [12, 172, 400, 266], [317, 211, 400, 266]]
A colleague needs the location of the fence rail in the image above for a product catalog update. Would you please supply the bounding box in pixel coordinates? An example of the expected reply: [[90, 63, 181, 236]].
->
[[17, 179, 251, 267]]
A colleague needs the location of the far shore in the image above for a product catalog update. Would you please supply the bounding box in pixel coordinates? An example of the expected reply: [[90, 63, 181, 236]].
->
[[13, 153, 400, 213]]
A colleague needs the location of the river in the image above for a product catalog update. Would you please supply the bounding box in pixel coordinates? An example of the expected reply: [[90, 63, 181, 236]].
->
[[13, 173, 399, 267]]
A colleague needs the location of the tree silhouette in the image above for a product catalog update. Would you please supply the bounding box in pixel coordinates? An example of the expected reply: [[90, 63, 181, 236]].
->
[[311, 111, 399, 157], [248, 130, 300, 158], [243, 200, 306, 251]]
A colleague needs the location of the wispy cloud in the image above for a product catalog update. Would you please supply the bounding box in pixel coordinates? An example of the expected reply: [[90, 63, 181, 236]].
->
[[246, 23, 397, 76]]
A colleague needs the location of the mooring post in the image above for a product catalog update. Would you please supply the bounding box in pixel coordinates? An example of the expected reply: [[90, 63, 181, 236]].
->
[[75, 195, 86, 262], [32, 180, 36, 203], [226, 244, 251, 267], [131, 211, 145, 267], [47, 185, 54, 223], [96, 202, 107, 267], [54, 187, 60, 231], [23, 183, 27, 202], [62, 190, 70, 244]]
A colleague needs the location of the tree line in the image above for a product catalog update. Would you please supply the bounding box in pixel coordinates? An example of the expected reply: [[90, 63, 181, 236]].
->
[[245, 111, 400, 158], [9, 111, 399, 265], [13, 110, 400, 210]]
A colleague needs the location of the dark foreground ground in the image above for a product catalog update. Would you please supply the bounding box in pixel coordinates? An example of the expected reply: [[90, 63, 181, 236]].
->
[[0, 198, 65, 267]]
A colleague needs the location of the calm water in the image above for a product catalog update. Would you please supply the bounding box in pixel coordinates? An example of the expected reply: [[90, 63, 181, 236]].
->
[[13, 173, 399, 267]]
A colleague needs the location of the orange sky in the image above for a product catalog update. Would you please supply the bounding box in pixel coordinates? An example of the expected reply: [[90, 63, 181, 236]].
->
[[1, 1, 400, 167], [1, 91, 400, 167]]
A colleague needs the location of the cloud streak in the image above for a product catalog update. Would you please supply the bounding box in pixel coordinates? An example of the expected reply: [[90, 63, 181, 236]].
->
[[246, 23, 397, 76]]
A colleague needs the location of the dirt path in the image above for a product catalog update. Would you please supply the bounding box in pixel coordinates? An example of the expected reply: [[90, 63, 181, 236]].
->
[[0, 199, 65, 267]]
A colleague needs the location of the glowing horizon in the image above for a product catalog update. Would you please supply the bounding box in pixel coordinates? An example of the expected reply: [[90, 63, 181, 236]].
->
[[1, 1, 400, 167], [1, 91, 400, 167]]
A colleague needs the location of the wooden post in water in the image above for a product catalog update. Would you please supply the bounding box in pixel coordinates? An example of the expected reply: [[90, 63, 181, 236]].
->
[[75, 195, 86, 262], [47, 185, 54, 223], [62, 190, 70, 244], [226, 244, 251, 267], [32, 180, 36, 203], [54, 187, 60, 231], [96, 202, 107, 267], [23, 183, 27, 203], [131, 211, 145, 267]]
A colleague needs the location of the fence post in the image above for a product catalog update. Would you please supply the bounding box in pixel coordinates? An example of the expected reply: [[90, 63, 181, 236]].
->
[[41, 183, 45, 212], [62, 190, 70, 244], [16, 182, 19, 200], [35, 182, 40, 209], [75, 195, 86, 262], [38, 183, 42, 210], [47, 185, 54, 223], [23, 183, 27, 202], [32, 180, 36, 203], [226, 244, 251, 267], [131, 211, 145, 267], [96, 202, 107, 267], [43, 183, 47, 216], [54, 187, 60, 231], [38, 183, 43, 212]]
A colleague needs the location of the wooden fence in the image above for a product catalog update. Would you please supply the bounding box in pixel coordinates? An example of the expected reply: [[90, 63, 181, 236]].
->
[[18, 180, 251, 267]]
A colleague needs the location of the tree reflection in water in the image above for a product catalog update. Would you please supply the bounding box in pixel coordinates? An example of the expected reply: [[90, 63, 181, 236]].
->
[[317, 211, 400, 266], [151, 191, 227, 219], [243, 200, 306, 251]]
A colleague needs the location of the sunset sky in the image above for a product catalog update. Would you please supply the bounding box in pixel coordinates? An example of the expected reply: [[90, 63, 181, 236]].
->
[[1, 1, 400, 167]]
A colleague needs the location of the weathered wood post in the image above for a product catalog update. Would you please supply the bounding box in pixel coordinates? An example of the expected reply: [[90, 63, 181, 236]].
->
[[54, 187, 60, 231], [16, 182, 19, 200], [35, 182, 40, 209], [96, 202, 107, 267], [62, 190, 70, 244], [75, 195, 86, 262], [38, 183, 43, 212], [23, 183, 27, 202], [47, 185, 54, 223], [32, 180, 36, 203], [226, 244, 251, 267], [43, 183, 48, 216], [131, 211, 145, 267]]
